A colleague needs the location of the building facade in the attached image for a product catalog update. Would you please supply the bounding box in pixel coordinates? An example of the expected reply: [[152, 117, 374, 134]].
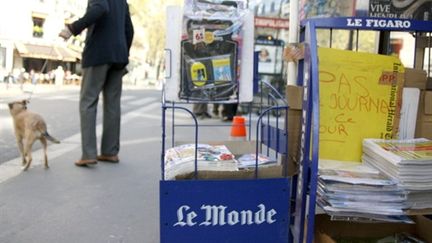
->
[[0, 0, 86, 83]]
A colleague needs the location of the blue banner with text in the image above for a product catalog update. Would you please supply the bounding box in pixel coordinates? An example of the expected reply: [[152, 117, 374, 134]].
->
[[160, 178, 291, 243]]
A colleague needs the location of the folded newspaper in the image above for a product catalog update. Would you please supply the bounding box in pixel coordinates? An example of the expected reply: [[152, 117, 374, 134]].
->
[[164, 144, 238, 180], [236, 153, 277, 169]]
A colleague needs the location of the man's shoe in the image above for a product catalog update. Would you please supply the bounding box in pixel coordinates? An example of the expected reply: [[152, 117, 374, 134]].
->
[[97, 155, 119, 163], [222, 116, 233, 122], [75, 159, 97, 166], [203, 112, 212, 118]]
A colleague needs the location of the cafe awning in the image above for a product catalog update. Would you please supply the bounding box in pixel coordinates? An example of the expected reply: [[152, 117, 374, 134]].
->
[[15, 42, 80, 62]]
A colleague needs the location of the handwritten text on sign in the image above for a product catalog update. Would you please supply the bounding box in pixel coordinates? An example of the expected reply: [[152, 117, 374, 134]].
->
[[318, 48, 403, 162]]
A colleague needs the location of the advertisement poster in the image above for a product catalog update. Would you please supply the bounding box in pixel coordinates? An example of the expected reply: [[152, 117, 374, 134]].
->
[[300, 0, 356, 20], [318, 47, 404, 162], [369, 0, 432, 20], [255, 44, 284, 74]]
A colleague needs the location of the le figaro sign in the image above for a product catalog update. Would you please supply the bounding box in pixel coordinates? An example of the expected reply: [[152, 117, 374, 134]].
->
[[346, 18, 411, 29]]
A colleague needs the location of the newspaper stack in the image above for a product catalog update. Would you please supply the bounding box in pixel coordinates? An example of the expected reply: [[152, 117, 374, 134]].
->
[[363, 138, 432, 210], [164, 143, 238, 180], [317, 160, 411, 223]]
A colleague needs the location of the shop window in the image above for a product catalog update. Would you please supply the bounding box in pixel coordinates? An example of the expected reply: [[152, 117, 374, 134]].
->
[[270, 2, 275, 13], [32, 17, 45, 38]]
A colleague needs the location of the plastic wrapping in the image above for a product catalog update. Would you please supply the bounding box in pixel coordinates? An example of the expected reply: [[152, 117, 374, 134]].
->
[[179, 0, 247, 102]]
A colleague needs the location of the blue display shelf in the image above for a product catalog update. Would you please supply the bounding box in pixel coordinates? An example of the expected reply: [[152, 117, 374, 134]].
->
[[293, 17, 432, 243]]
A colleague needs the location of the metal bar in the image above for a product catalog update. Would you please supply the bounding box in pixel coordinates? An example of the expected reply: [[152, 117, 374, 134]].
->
[[378, 31, 391, 55], [255, 106, 288, 179], [161, 105, 166, 181], [414, 32, 420, 69], [248, 102, 252, 141], [356, 29, 359, 51], [261, 79, 288, 104], [171, 102, 175, 147], [276, 109, 280, 161], [164, 106, 199, 179], [428, 32, 431, 77], [266, 94, 271, 156]]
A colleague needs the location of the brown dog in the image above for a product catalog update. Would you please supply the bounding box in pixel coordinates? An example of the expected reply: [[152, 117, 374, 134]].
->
[[8, 100, 60, 171]]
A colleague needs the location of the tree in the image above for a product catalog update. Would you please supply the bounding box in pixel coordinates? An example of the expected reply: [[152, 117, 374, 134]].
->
[[129, 0, 183, 80]]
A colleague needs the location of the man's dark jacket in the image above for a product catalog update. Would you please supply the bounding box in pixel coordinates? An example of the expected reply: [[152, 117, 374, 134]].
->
[[68, 0, 134, 68]]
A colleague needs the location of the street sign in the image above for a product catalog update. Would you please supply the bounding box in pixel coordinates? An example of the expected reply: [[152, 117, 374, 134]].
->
[[255, 17, 289, 29]]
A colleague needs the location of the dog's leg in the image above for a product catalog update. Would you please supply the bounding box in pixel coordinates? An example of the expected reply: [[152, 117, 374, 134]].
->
[[22, 137, 34, 171], [40, 137, 49, 169], [16, 137, 26, 166]]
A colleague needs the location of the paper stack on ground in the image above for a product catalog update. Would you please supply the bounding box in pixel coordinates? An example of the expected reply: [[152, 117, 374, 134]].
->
[[164, 144, 238, 180], [317, 160, 412, 223], [363, 138, 432, 210]]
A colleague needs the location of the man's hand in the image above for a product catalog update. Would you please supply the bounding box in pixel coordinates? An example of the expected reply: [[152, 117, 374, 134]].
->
[[59, 26, 72, 40]]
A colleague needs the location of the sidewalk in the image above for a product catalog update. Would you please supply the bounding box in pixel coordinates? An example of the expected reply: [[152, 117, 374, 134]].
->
[[0, 81, 160, 99], [0, 99, 164, 242]]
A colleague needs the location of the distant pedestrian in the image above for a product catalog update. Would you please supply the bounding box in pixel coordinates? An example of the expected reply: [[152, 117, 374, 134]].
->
[[30, 70, 37, 85], [193, 103, 211, 119], [54, 66, 64, 86], [59, 0, 134, 166], [221, 103, 238, 122], [212, 103, 220, 117]]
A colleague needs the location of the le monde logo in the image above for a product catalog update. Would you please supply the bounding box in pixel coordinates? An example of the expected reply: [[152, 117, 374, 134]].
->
[[173, 204, 278, 227]]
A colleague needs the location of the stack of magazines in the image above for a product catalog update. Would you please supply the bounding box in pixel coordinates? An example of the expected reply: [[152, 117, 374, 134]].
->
[[164, 143, 238, 180], [363, 138, 432, 210], [317, 160, 412, 223]]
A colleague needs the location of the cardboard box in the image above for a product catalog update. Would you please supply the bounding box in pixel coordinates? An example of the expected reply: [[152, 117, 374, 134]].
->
[[285, 85, 304, 176], [286, 85, 303, 110], [173, 141, 284, 180], [404, 68, 428, 90], [415, 90, 432, 139], [427, 77, 432, 90], [314, 214, 432, 243]]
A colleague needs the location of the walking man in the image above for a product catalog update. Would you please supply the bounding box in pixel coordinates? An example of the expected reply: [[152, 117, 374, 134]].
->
[[59, 0, 134, 166]]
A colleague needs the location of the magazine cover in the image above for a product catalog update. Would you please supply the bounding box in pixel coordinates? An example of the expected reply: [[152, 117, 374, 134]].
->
[[212, 56, 232, 82], [373, 138, 432, 161]]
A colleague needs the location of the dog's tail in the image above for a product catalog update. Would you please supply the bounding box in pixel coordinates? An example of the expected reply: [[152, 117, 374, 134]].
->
[[43, 132, 60, 144]]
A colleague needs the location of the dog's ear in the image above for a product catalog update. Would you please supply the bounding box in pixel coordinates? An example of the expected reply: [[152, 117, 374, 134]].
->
[[21, 100, 29, 109]]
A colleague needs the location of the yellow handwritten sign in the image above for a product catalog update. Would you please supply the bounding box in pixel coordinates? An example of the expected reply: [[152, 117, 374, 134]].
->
[[318, 47, 404, 162]]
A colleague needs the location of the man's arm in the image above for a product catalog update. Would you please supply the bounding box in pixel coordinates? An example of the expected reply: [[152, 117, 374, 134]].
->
[[68, 0, 110, 35], [125, 3, 134, 52]]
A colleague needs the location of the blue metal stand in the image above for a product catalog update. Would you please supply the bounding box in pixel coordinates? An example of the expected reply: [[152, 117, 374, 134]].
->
[[292, 17, 432, 243], [160, 79, 292, 242]]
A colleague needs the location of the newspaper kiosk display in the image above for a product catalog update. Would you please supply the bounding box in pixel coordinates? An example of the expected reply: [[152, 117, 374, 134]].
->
[[292, 17, 432, 243], [160, 1, 292, 242], [179, 0, 244, 102]]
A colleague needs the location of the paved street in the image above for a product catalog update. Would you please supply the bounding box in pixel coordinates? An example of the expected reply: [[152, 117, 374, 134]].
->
[[0, 85, 162, 164], [0, 84, 239, 243]]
